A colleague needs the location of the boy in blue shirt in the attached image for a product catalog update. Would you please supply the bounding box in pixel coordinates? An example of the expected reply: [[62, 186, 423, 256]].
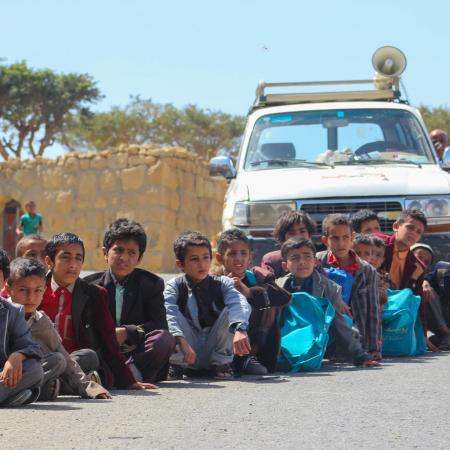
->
[[16, 201, 43, 237]]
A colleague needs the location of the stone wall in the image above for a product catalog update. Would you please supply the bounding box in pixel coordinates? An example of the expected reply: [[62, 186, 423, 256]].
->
[[0, 145, 228, 272]]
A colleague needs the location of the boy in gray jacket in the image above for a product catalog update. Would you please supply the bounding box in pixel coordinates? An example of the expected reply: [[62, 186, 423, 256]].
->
[[276, 238, 379, 367], [164, 231, 251, 379], [5, 257, 111, 400], [0, 251, 43, 407]]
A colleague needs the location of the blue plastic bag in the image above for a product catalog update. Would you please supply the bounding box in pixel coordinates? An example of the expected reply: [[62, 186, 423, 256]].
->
[[278, 292, 335, 372], [324, 267, 353, 305], [382, 288, 426, 356]]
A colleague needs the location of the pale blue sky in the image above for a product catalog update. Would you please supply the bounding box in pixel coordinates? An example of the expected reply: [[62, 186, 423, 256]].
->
[[1, 0, 449, 157]]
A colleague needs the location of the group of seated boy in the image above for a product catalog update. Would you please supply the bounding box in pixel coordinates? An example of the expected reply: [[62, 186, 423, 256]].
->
[[1, 207, 449, 407]]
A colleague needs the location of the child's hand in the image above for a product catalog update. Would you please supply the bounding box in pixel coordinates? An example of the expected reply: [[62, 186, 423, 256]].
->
[[179, 338, 196, 365], [362, 360, 381, 367], [422, 281, 434, 302], [343, 303, 352, 318], [231, 276, 251, 299], [233, 331, 251, 356], [128, 382, 158, 390], [115, 327, 128, 345], [0, 352, 25, 388], [96, 391, 113, 399]]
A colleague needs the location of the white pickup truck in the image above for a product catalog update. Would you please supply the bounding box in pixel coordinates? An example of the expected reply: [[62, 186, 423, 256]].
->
[[210, 47, 450, 262]]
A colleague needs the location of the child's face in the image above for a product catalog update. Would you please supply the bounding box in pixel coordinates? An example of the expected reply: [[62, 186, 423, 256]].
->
[[283, 223, 311, 242], [322, 225, 353, 259], [360, 219, 381, 235], [6, 276, 46, 316], [282, 247, 316, 280], [216, 240, 250, 278], [45, 243, 84, 287], [371, 246, 385, 270], [394, 218, 425, 248], [25, 203, 36, 214], [21, 239, 47, 263], [413, 248, 433, 271], [104, 239, 141, 281], [353, 242, 372, 263], [177, 245, 212, 283]]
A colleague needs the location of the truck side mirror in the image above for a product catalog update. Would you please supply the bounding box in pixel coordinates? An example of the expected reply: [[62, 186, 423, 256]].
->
[[442, 148, 450, 170], [209, 156, 237, 179]]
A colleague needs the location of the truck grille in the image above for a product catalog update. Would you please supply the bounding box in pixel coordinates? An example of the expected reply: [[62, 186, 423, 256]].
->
[[300, 201, 403, 234]]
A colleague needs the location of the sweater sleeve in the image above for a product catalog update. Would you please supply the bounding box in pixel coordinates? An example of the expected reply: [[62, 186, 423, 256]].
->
[[163, 278, 184, 337], [220, 276, 251, 326]]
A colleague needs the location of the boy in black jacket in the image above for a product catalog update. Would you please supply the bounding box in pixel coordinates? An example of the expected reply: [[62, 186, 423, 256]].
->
[[85, 219, 175, 383], [215, 229, 291, 374]]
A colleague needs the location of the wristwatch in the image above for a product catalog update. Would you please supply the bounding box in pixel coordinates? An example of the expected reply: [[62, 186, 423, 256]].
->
[[230, 322, 249, 333]]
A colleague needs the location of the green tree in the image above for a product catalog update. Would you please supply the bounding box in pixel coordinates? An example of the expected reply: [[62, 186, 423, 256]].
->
[[0, 62, 101, 160], [60, 96, 246, 159], [419, 105, 450, 134]]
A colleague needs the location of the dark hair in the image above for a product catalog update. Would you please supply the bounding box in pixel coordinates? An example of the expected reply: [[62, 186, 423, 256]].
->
[[15, 234, 47, 257], [281, 238, 316, 261], [217, 228, 249, 255], [0, 249, 10, 280], [7, 257, 46, 285], [396, 208, 428, 228], [351, 209, 380, 233], [45, 232, 85, 262], [322, 213, 352, 236], [273, 210, 316, 243], [370, 236, 385, 248], [173, 231, 212, 263], [353, 233, 373, 246], [103, 218, 147, 257]]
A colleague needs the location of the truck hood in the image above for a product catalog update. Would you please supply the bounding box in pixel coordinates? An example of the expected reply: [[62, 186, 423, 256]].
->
[[241, 165, 450, 200]]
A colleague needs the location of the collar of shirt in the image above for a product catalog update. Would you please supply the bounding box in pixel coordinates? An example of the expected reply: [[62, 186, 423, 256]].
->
[[26, 310, 43, 326], [185, 274, 211, 291], [109, 269, 130, 288], [290, 275, 313, 294], [327, 250, 360, 275], [393, 242, 409, 260], [50, 276, 75, 294]]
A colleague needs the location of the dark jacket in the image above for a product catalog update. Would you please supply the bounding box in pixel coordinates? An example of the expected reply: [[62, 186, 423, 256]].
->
[[380, 234, 427, 333], [316, 251, 381, 353], [54, 277, 135, 389], [84, 268, 168, 346], [0, 298, 42, 367]]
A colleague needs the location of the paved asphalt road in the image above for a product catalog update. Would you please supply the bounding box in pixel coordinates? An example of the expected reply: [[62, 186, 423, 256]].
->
[[2, 351, 449, 449]]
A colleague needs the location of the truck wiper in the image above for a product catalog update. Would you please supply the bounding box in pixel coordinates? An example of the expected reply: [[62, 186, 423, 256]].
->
[[250, 159, 331, 168], [334, 159, 422, 168]]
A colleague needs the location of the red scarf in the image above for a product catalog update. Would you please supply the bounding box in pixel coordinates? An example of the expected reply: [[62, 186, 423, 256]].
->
[[41, 278, 77, 353], [327, 251, 360, 275]]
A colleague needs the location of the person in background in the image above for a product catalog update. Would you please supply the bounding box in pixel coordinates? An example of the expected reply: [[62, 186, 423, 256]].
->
[[430, 129, 448, 162], [16, 201, 43, 237], [15, 235, 47, 263], [351, 209, 381, 235]]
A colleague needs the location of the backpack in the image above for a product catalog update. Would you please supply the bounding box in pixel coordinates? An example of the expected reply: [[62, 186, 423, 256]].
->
[[244, 270, 258, 287], [382, 288, 426, 357], [278, 292, 335, 372], [323, 267, 353, 305]]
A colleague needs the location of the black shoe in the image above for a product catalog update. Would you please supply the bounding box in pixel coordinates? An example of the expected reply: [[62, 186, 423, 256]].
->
[[167, 365, 185, 381], [5, 389, 32, 407], [39, 378, 60, 401], [242, 356, 268, 375]]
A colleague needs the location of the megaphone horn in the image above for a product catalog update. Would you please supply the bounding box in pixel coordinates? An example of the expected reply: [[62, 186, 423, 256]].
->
[[372, 46, 407, 78]]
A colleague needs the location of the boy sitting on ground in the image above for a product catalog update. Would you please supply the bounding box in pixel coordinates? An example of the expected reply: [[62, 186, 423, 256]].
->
[[351, 209, 381, 235], [378, 209, 433, 350], [276, 238, 379, 367], [214, 229, 291, 374], [316, 214, 382, 360], [40, 232, 155, 390], [85, 219, 175, 384], [0, 251, 43, 407], [164, 231, 251, 379], [262, 210, 317, 278], [5, 257, 111, 400]]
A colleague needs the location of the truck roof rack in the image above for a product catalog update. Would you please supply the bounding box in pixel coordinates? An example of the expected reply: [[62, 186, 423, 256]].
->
[[252, 79, 402, 110]]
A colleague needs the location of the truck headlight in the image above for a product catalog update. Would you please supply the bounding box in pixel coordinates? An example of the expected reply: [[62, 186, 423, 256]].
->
[[405, 198, 450, 218], [231, 201, 296, 226]]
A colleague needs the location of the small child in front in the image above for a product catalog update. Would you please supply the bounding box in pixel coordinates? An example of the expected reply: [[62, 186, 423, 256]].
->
[[5, 257, 111, 400], [317, 214, 382, 359], [164, 231, 251, 379], [276, 238, 378, 367], [0, 251, 43, 407], [215, 229, 291, 374]]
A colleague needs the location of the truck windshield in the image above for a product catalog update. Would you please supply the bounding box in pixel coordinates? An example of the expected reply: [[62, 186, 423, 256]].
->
[[244, 108, 435, 170]]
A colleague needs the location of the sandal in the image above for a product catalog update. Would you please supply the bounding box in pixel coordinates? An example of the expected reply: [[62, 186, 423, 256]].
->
[[212, 363, 234, 380]]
